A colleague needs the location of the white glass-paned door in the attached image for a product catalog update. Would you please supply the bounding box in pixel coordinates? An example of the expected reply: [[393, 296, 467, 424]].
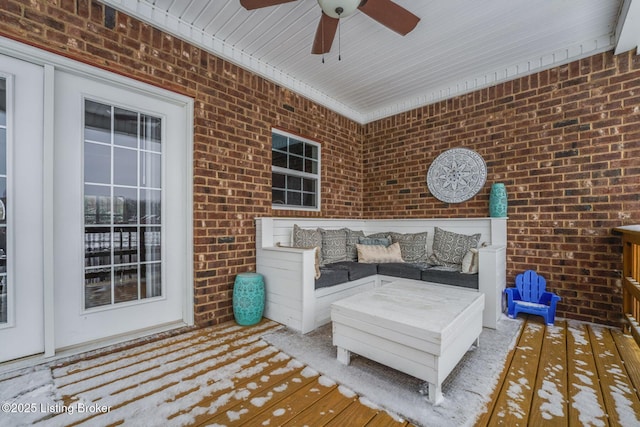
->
[[0, 55, 44, 362], [54, 70, 190, 349]]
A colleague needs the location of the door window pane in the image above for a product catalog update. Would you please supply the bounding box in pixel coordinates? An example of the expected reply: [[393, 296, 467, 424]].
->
[[114, 187, 137, 224], [140, 151, 161, 189], [140, 226, 161, 262], [141, 115, 161, 152], [84, 142, 111, 184], [0, 129, 5, 177], [84, 268, 111, 308], [114, 107, 138, 148], [141, 263, 161, 299], [114, 265, 138, 303], [84, 227, 111, 267], [84, 100, 111, 144], [83, 99, 163, 310], [84, 184, 111, 225], [114, 227, 137, 264], [114, 147, 137, 186], [140, 189, 161, 224]]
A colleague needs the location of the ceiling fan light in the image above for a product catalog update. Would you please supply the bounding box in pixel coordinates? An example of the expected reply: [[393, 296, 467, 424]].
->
[[317, 0, 360, 19]]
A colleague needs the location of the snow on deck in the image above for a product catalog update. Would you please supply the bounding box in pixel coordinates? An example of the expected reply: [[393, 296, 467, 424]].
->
[[1, 317, 639, 426]]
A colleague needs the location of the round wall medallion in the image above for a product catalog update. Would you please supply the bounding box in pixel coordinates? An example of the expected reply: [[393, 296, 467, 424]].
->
[[427, 148, 487, 203]]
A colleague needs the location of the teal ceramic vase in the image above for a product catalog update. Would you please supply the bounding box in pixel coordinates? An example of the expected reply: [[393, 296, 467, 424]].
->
[[233, 272, 265, 326], [489, 183, 508, 217]]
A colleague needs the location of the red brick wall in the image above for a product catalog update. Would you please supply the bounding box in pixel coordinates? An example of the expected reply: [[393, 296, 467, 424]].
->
[[363, 52, 640, 326], [0, 1, 362, 327]]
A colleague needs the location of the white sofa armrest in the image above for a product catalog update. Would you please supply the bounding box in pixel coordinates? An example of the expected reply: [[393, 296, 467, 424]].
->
[[478, 244, 507, 328], [256, 246, 317, 333]]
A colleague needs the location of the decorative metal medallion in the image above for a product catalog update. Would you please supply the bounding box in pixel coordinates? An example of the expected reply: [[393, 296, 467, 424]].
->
[[427, 148, 487, 203]]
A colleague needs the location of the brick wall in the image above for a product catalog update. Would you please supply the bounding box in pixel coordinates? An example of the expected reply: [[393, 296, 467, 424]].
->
[[0, 1, 362, 327], [2, 1, 638, 328], [363, 52, 640, 326]]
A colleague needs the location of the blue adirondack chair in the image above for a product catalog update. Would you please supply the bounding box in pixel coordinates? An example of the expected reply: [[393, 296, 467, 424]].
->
[[505, 270, 561, 325]]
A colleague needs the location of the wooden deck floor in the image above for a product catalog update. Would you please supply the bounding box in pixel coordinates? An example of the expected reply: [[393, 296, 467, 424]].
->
[[476, 317, 640, 426], [1, 316, 639, 426]]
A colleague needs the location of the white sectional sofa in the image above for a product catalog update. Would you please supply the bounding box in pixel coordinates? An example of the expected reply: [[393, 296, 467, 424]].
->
[[255, 217, 507, 334]]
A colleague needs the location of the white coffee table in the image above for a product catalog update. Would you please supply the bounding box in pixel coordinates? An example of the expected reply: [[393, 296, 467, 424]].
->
[[331, 279, 485, 404]]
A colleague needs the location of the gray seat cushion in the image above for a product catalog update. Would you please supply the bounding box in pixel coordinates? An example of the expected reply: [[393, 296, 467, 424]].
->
[[330, 261, 377, 281], [316, 261, 478, 290], [376, 263, 426, 280], [315, 268, 349, 289], [421, 268, 478, 289]]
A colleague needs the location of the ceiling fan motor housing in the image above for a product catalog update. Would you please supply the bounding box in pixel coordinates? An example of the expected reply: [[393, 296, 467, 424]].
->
[[317, 0, 360, 18]]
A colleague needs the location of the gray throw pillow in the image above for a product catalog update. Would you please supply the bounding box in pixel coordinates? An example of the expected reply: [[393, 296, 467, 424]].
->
[[389, 231, 428, 263], [429, 227, 480, 268], [345, 229, 365, 262], [292, 224, 322, 248], [319, 228, 348, 265], [358, 236, 392, 246]]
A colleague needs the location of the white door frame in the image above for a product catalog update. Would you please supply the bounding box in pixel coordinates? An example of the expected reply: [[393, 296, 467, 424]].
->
[[0, 36, 194, 366], [0, 55, 45, 362], [54, 71, 191, 348]]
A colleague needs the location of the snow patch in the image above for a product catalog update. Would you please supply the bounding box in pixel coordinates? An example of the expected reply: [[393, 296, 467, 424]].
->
[[251, 392, 274, 408], [226, 408, 248, 421], [318, 376, 336, 388], [538, 380, 565, 419], [572, 384, 606, 426], [338, 385, 356, 398], [300, 367, 318, 378]]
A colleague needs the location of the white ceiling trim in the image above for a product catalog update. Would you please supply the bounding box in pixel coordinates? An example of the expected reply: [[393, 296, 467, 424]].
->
[[102, 0, 619, 124], [615, 0, 640, 55]]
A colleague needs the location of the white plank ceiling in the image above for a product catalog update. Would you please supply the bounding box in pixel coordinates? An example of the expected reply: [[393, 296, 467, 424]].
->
[[102, 0, 638, 123]]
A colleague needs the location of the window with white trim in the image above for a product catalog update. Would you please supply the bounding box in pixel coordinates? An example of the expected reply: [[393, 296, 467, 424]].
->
[[272, 129, 320, 210], [83, 99, 162, 309]]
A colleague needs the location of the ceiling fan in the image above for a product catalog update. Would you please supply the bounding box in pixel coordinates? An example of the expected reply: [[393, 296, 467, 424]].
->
[[239, 0, 420, 55]]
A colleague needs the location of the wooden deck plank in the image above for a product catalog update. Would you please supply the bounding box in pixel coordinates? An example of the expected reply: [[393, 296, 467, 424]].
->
[[473, 319, 522, 426], [173, 352, 298, 425], [238, 377, 337, 426], [611, 328, 640, 402], [283, 386, 357, 426], [589, 324, 640, 426], [566, 321, 609, 427], [365, 411, 410, 426], [529, 320, 569, 426], [322, 400, 378, 426], [486, 318, 545, 425], [194, 366, 320, 425]]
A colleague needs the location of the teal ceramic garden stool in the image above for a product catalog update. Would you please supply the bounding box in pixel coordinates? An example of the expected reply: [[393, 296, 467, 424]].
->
[[233, 272, 265, 326]]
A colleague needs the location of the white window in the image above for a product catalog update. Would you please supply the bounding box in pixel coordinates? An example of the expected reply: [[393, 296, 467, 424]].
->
[[272, 129, 320, 210]]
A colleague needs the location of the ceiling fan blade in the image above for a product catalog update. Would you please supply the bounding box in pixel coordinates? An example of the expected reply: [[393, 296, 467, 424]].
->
[[239, 0, 297, 10], [311, 13, 339, 54], [358, 0, 420, 35]]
